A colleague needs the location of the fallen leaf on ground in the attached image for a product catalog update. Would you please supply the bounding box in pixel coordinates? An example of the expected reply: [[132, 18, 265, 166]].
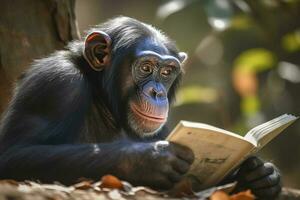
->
[[100, 175, 124, 190], [73, 180, 93, 190], [210, 191, 230, 200], [0, 179, 19, 186], [230, 190, 255, 200]]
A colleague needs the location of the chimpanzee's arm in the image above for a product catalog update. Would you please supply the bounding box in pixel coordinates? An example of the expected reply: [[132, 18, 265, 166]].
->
[[0, 142, 130, 184]]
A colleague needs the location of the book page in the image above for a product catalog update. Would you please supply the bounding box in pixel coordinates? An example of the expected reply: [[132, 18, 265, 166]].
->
[[244, 114, 298, 150], [167, 121, 255, 190]]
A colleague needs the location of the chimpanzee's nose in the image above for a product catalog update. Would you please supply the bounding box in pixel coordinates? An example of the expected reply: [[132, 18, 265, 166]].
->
[[143, 81, 167, 100], [148, 87, 166, 99]]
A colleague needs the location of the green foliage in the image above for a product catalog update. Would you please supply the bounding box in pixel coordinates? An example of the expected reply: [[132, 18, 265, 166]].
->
[[241, 95, 261, 116], [282, 30, 300, 52], [231, 15, 253, 30], [234, 48, 276, 72], [175, 86, 218, 106]]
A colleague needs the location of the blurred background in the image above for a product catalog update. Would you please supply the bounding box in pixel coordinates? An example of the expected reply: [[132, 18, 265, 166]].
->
[[76, 0, 300, 187]]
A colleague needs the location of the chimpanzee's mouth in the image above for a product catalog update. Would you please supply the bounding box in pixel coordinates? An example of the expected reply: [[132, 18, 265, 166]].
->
[[130, 104, 166, 123]]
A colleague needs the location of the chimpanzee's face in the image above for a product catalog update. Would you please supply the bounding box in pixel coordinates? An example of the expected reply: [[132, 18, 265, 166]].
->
[[83, 30, 187, 138], [126, 38, 183, 137]]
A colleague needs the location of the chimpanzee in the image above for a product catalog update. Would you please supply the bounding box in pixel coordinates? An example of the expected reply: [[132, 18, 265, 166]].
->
[[0, 17, 280, 199]]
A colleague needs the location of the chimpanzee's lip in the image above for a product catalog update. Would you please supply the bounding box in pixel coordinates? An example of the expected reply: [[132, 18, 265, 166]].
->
[[131, 104, 166, 123]]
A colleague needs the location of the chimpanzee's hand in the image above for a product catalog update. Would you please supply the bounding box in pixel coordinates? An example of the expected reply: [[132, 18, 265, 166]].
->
[[235, 156, 281, 199], [119, 141, 194, 190]]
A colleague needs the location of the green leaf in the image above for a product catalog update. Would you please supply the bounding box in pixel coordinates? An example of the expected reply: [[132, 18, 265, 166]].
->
[[281, 30, 300, 52], [234, 48, 276, 72]]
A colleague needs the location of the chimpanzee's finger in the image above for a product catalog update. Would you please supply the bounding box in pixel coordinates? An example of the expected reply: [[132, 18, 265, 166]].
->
[[172, 158, 191, 174], [167, 169, 183, 183], [244, 162, 274, 182], [249, 171, 280, 189], [240, 156, 264, 172], [170, 142, 195, 164], [253, 184, 281, 199]]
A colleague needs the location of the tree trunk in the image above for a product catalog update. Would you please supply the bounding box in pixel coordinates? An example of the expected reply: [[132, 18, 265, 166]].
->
[[0, 0, 79, 113]]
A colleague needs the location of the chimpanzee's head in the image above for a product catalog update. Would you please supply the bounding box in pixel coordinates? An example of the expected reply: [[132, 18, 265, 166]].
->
[[83, 17, 187, 137]]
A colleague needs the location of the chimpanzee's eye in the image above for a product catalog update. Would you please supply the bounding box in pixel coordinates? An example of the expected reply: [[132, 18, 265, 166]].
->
[[161, 66, 173, 77], [140, 62, 153, 74]]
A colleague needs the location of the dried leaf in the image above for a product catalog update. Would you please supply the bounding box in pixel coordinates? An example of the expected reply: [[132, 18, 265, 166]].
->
[[40, 184, 73, 193], [195, 182, 237, 199], [230, 190, 255, 200], [131, 186, 162, 195], [100, 175, 124, 190], [0, 179, 19, 186], [108, 189, 127, 200], [210, 191, 230, 200], [76, 177, 93, 183], [120, 181, 133, 193], [73, 180, 93, 190]]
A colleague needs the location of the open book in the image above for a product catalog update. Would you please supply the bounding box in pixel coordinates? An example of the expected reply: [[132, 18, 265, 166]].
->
[[167, 114, 298, 190]]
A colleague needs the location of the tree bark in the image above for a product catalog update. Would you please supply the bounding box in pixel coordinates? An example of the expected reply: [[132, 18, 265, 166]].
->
[[0, 0, 79, 113]]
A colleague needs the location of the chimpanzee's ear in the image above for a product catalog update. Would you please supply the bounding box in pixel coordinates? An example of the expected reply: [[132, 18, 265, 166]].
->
[[178, 52, 188, 64], [83, 31, 112, 71]]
